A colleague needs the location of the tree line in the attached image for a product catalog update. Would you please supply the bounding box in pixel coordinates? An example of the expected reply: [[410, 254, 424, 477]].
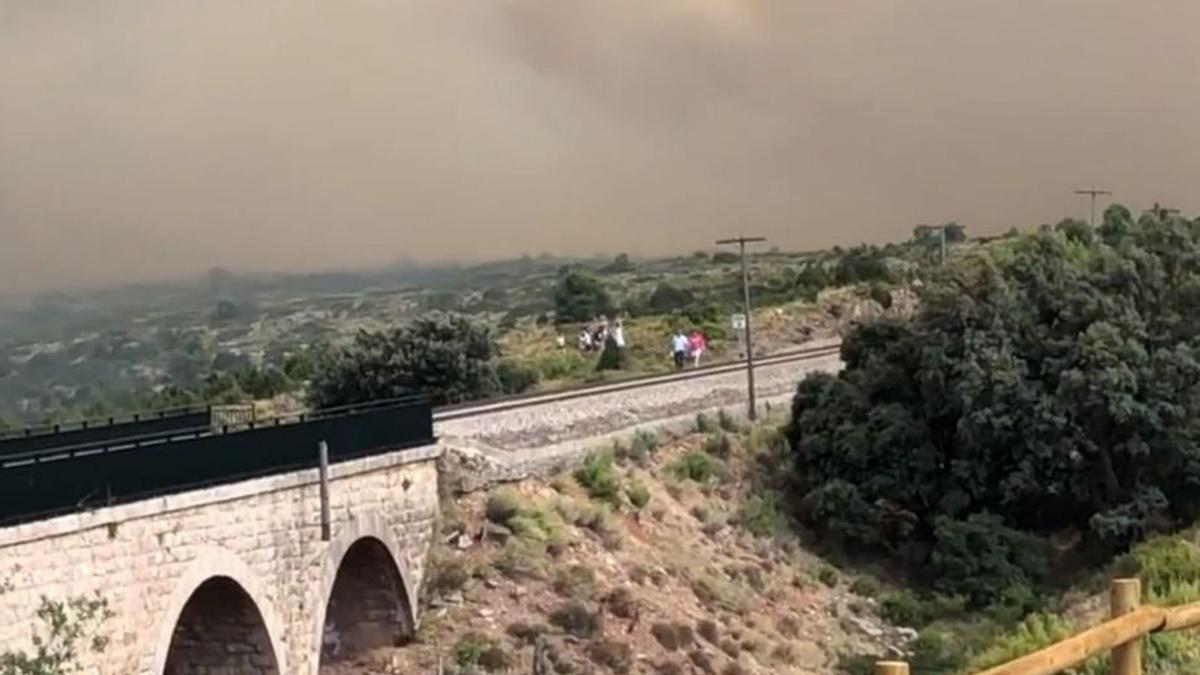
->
[[787, 204, 1200, 606]]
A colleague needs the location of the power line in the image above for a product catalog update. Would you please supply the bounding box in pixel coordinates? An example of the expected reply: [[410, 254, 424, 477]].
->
[[715, 236, 766, 421], [1074, 187, 1112, 228]]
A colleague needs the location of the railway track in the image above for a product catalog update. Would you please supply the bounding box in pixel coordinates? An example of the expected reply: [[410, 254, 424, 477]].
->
[[433, 341, 842, 422]]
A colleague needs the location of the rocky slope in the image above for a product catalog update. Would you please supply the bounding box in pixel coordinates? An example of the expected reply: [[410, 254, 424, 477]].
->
[[343, 417, 914, 674]]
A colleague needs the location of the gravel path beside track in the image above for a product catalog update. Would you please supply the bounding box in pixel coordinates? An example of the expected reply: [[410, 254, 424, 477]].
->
[[437, 342, 842, 450]]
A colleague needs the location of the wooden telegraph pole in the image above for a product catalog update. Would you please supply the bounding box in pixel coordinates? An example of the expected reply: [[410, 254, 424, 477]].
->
[[715, 236, 766, 421]]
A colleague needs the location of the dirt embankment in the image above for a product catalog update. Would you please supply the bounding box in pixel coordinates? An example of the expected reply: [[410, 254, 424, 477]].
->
[[334, 418, 915, 674]]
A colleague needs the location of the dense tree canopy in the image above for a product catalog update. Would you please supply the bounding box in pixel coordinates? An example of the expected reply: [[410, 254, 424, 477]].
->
[[788, 208, 1200, 601], [554, 269, 616, 323], [308, 313, 520, 408]]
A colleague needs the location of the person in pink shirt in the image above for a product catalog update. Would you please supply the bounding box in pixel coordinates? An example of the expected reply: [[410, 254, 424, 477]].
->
[[688, 330, 707, 367]]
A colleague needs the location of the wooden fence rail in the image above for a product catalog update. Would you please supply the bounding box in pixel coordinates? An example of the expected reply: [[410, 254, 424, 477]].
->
[[875, 578, 1200, 675]]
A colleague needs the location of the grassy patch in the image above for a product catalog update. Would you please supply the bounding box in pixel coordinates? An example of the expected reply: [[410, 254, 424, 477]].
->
[[671, 451, 724, 483], [703, 432, 733, 459], [735, 492, 786, 537], [574, 451, 622, 503], [626, 480, 652, 510], [493, 538, 548, 579]]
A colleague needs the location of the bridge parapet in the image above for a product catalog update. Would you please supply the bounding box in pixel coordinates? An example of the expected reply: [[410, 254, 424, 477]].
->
[[0, 441, 441, 675]]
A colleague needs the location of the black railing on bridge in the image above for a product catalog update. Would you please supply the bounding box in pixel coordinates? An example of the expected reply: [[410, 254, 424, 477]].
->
[[0, 404, 214, 458], [0, 396, 434, 527]]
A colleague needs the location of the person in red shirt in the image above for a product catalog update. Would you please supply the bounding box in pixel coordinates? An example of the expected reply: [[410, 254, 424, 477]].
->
[[688, 330, 707, 367]]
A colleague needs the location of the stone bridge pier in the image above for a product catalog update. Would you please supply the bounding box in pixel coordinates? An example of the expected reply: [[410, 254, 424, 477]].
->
[[0, 444, 441, 674]]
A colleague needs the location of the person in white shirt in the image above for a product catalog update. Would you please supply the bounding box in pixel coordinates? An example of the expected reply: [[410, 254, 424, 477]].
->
[[611, 318, 626, 349], [670, 331, 689, 369]]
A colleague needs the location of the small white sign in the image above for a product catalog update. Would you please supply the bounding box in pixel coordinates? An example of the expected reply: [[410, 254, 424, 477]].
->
[[731, 313, 747, 330]]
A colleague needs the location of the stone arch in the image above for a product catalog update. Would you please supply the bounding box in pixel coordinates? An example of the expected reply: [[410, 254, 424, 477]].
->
[[312, 513, 417, 674], [152, 547, 287, 675]]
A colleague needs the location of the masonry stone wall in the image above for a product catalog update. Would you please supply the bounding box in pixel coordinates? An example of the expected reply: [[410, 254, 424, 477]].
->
[[0, 444, 440, 675]]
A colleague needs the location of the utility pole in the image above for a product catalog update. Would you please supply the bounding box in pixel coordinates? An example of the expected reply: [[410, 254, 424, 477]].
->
[[1074, 187, 1112, 228], [715, 236, 766, 421]]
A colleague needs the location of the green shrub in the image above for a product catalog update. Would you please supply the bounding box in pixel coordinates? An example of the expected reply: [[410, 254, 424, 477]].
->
[[574, 451, 621, 503], [555, 269, 615, 323], [626, 429, 660, 462], [1123, 536, 1200, 603], [817, 565, 839, 588], [453, 632, 493, 669], [534, 351, 589, 381], [549, 601, 603, 637], [671, 452, 723, 483], [967, 614, 1078, 672], [736, 493, 786, 537], [308, 313, 502, 407], [929, 514, 1050, 605], [879, 590, 967, 627], [696, 412, 719, 434], [487, 490, 571, 555], [496, 359, 540, 394], [909, 629, 968, 673], [626, 481, 652, 510], [703, 433, 733, 459], [849, 576, 881, 598]]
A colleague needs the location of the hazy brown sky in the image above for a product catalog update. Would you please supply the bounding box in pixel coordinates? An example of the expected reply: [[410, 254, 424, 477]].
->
[[3, 1, 1199, 293]]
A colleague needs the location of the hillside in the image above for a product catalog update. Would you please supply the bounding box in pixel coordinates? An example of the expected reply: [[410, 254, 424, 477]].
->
[[0, 237, 939, 426], [352, 414, 914, 675]]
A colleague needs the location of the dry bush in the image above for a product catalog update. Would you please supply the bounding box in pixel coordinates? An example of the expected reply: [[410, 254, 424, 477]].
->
[[604, 587, 638, 619], [553, 564, 597, 600], [486, 487, 526, 523], [493, 538, 547, 579], [651, 622, 695, 651], [777, 614, 801, 639], [689, 649, 718, 675], [696, 619, 720, 644], [549, 601, 603, 638], [506, 621, 550, 645], [772, 641, 796, 663], [587, 639, 633, 671]]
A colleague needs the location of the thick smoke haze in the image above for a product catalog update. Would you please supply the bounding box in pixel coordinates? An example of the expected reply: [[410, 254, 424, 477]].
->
[[2, 1, 1199, 293]]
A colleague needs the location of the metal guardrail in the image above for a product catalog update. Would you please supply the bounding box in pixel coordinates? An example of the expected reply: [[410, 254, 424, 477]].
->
[[0, 396, 433, 527], [0, 403, 210, 441]]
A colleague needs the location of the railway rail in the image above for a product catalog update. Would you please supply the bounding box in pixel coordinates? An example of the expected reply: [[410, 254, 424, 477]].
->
[[433, 341, 841, 422]]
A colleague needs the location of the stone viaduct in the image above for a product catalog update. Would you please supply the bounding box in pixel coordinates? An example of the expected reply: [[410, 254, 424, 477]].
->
[[0, 441, 441, 675]]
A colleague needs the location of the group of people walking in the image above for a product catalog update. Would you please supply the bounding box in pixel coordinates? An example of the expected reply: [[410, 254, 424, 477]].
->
[[555, 317, 705, 371], [670, 329, 707, 369], [571, 315, 625, 352]]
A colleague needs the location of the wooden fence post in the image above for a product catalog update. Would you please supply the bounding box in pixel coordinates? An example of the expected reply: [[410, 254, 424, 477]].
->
[[1111, 578, 1143, 675], [875, 661, 909, 675]]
